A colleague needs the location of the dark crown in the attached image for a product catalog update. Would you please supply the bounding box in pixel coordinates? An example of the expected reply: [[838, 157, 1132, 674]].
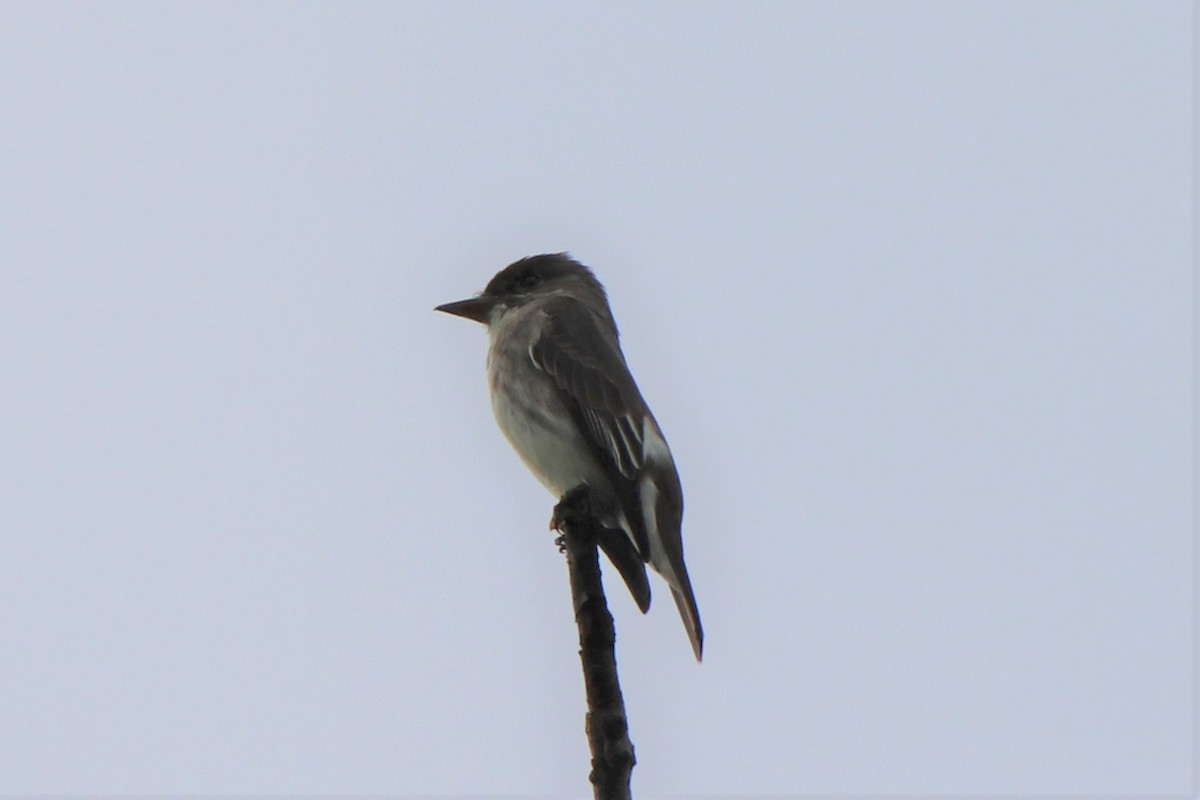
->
[[484, 253, 607, 299]]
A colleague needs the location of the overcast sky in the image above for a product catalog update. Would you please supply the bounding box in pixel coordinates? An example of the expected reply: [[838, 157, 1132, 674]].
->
[[0, 1, 1192, 797]]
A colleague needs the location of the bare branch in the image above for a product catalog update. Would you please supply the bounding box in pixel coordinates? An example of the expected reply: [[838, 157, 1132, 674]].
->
[[554, 486, 636, 800]]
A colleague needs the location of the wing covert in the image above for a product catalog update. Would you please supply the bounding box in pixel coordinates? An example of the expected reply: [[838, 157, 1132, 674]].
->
[[529, 296, 647, 481]]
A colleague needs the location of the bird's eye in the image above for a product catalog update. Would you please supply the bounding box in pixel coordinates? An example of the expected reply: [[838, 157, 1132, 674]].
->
[[517, 273, 540, 290]]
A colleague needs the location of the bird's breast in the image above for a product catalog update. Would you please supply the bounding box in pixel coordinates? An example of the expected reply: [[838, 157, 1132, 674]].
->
[[486, 317, 606, 497]]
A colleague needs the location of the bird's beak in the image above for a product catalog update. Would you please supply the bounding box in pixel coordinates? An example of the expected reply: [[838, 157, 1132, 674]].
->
[[435, 296, 496, 324]]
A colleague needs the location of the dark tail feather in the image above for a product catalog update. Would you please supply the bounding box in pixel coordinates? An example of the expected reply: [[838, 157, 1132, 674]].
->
[[670, 578, 704, 662], [596, 524, 652, 613]]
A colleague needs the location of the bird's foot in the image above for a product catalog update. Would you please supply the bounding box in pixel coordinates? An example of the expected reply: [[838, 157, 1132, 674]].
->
[[551, 485, 595, 555], [550, 484, 591, 531]]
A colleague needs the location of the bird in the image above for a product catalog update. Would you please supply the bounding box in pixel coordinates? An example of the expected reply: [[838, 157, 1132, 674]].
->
[[435, 253, 703, 661]]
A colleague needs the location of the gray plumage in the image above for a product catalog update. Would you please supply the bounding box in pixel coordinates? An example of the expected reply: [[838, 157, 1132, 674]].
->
[[436, 254, 703, 661]]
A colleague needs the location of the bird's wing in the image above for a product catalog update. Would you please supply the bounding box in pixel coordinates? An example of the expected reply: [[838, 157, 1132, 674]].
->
[[529, 296, 650, 547], [530, 296, 648, 480], [532, 295, 701, 658]]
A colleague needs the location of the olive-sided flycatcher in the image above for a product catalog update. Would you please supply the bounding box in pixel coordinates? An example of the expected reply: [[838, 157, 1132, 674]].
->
[[436, 254, 703, 661]]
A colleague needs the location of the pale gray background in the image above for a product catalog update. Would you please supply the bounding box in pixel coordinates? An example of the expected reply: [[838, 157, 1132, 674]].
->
[[0, 1, 1192, 796]]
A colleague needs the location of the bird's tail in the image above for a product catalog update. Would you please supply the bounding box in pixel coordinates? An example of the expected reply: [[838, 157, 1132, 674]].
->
[[595, 523, 652, 613], [668, 570, 704, 662]]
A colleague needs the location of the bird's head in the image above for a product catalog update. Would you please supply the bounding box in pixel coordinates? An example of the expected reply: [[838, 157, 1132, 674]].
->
[[435, 253, 608, 325]]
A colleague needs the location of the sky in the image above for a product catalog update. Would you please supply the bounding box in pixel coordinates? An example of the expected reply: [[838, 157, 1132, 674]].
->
[[0, 1, 1192, 797]]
